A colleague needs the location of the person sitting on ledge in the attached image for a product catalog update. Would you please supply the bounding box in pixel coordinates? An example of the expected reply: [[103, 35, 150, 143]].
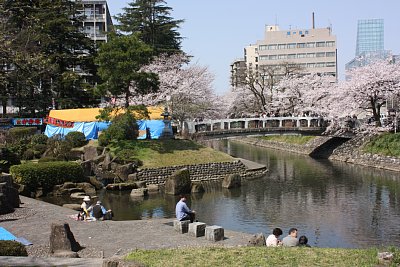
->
[[266, 227, 283, 247], [175, 195, 196, 223], [298, 235, 311, 247], [77, 196, 91, 221], [88, 200, 113, 221], [282, 228, 299, 247]]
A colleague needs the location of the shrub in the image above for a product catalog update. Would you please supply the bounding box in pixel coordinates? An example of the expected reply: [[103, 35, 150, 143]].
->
[[38, 157, 58, 163], [46, 136, 73, 160], [65, 131, 87, 148], [99, 112, 138, 145], [30, 134, 48, 145], [7, 127, 37, 143], [0, 147, 21, 173], [115, 148, 143, 166], [22, 149, 35, 160], [0, 241, 28, 256], [10, 161, 85, 193], [32, 144, 48, 158]]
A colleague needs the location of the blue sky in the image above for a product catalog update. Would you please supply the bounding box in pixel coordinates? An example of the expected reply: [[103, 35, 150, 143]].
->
[[108, 0, 400, 95]]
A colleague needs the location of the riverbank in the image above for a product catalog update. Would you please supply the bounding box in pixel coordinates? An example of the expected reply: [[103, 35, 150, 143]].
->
[[232, 133, 400, 172], [0, 196, 253, 259]]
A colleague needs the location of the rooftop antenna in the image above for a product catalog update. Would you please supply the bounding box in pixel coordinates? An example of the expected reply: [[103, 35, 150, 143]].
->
[[312, 12, 315, 29]]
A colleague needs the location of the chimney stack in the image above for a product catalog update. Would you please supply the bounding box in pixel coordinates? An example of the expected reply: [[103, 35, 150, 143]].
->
[[312, 12, 315, 29]]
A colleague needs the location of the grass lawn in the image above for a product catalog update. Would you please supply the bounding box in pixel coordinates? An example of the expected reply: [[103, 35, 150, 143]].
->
[[125, 246, 399, 267], [109, 139, 234, 168], [259, 135, 316, 145], [363, 133, 400, 157]]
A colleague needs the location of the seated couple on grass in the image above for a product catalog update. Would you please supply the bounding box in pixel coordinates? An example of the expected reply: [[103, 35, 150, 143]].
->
[[266, 228, 310, 247]]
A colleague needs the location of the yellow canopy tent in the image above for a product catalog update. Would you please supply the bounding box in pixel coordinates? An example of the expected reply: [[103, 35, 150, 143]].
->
[[48, 107, 165, 122]]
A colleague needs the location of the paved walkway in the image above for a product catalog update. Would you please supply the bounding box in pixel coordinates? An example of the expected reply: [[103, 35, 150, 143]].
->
[[0, 196, 253, 265]]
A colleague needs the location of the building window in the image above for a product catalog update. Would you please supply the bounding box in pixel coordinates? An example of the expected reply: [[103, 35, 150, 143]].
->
[[269, 55, 277, 60], [268, 44, 277, 50], [293, 31, 296, 34], [326, 52, 336, 57], [307, 63, 315, 68], [299, 31, 303, 35], [259, 45, 268, 51], [287, 31, 291, 35], [259, 56, 268, 61], [307, 53, 315, 58], [306, 42, 315, 48], [287, 43, 296, 49], [278, 44, 286, 50], [278, 54, 287, 59], [297, 53, 306, 58], [305, 30, 309, 34], [326, 41, 335, 47], [326, 62, 336, 67], [287, 54, 296, 59], [297, 43, 306, 48], [316, 42, 326, 47], [315, 62, 325, 68], [255, 57, 258, 62], [316, 52, 325, 57]]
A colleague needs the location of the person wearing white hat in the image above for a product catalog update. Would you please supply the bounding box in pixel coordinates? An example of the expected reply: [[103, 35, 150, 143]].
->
[[77, 196, 91, 221]]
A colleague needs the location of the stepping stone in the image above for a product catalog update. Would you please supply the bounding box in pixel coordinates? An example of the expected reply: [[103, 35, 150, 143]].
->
[[205, 225, 224, 241], [188, 222, 206, 237], [173, 220, 190, 234]]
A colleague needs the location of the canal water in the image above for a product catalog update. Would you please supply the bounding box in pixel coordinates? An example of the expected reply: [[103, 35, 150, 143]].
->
[[43, 139, 400, 248]]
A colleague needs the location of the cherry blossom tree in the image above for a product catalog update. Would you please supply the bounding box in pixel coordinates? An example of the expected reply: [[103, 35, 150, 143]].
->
[[107, 53, 222, 129], [275, 73, 335, 116], [340, 59, 400, 126]]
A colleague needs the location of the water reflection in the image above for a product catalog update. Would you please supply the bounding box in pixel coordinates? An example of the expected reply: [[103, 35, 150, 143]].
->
[[42, 139, 400, 248]]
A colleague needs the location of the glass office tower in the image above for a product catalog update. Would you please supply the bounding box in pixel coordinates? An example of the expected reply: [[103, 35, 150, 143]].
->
[[355, 19, 384, 56]]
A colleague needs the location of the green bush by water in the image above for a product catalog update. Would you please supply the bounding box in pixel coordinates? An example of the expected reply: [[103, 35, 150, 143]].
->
[[10, 161, 85, 193]]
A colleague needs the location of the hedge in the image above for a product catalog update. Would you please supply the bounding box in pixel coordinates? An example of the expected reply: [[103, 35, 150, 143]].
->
[[0, 241, 28, 256], [10, 161, 85, 193]]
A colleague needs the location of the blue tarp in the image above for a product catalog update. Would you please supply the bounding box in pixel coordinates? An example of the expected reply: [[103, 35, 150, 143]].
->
[[137, 120, 166, 139], [45, 120, 169, 140], [0, 227, 16, 241]]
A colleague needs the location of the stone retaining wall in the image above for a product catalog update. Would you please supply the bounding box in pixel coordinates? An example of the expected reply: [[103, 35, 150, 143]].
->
[[136, 161, 266, 184], [329, 132, 400, 172], [231, 136, 333, 155], [233, 134, 400, 173]]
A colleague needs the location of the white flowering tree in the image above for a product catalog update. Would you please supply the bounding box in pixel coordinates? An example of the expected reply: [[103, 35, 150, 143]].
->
[[274, 73, 335, 116], [107, 53, 221, 129], [340, 59, 400, 126]]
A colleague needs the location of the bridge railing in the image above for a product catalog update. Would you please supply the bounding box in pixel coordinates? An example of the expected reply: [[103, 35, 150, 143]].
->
[[186, 117, 325, 134]]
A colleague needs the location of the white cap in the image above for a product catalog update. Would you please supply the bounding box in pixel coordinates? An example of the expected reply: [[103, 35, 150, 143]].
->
[[83, 196, 90, 202]]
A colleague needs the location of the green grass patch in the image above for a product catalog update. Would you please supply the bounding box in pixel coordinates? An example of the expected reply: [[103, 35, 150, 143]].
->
[[125, 246, 400, 267], [109, 139, 234, 168], [259, 135, 316, 145], [363, 133, 400, 157]]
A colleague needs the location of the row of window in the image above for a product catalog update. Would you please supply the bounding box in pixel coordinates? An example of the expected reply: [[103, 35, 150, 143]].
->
[[259, 41, 335, 51], [258, 52, 336, 61], [253, 62, 336, 69]]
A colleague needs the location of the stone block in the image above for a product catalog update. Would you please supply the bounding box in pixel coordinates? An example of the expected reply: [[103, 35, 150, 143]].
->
[[188, 222, 206, 237], [50, 223, 81, 253], [205, 225, 224, 241], [173, 220, 190, 234]]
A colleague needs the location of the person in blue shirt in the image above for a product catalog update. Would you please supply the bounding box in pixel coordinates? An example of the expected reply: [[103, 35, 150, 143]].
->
[[175, 195, 196, 223]]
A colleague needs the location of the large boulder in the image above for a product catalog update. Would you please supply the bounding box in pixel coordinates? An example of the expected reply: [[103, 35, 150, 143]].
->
[[115, 163, 134, 182], [164, 168, 191, 195], [247, 233, 266, 246], [130, 188, 148, 198], [222, 174, 241, 189], [83, 146, 99, 161], [49, 223, 81, 254], [81, 160, 93, 176]]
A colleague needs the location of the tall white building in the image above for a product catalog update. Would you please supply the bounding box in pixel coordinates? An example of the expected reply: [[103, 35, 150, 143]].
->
[[77, 0, 113, 43]]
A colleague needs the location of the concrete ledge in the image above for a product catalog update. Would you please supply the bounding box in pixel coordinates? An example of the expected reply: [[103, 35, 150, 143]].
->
[[0, 256, 103, 267], [205, 225, 224, 241], [188, 222, 206, 237], [173, 220, 190, 233]]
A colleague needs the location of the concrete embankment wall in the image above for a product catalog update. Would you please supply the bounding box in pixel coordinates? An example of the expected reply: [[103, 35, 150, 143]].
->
[[233, 134, 400, 172], [137, 161, 267, 184]]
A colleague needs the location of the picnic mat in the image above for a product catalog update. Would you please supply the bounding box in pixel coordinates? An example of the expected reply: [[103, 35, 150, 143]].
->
[[0, 227, 16, 241]]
